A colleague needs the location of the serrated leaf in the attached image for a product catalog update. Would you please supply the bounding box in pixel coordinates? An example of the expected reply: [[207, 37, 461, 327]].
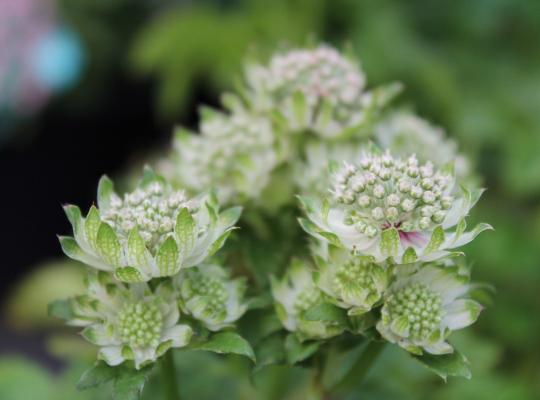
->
[[96, 223, 122, 266], [413, 348, 471, 382], [175, 208, 195, 252], [193, 332, 255, 362], [426, 226, 445, 253], [156, 237, 179, 276], [380, 227, 399, 258], [48, 299, 74, 321], [85, 206, 102, 249], [77, 362, 116, 390], [284, 334, 320, 365], [97, 175, 115, 211], [304, 303, 349, 327]]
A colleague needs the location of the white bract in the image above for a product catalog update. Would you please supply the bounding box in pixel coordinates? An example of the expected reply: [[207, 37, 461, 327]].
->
[[299, 150, 492, 263], [161, 107, 278, 205], [60, 169, 241, 282], [375, 111, 470, 179], [68, 272, 192, 369], [314, 249, 389, 316], [376, 264, 482, 355], [245, 45, 399, 139], [271, 259, 345, 340], [176, 263, 248, 331]]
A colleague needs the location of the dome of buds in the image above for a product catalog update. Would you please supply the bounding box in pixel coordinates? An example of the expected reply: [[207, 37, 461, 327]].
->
[[315, 250, 389, 316], [67, 272, 192, 369], [375, 111, 471, 179], [299, 149, 491, 263], [162, 108, 278, 204], [59, 168, 241, 282], [177, 264, 247, 331], [271, 259, 346, 340], [377, 264, 482, 355]]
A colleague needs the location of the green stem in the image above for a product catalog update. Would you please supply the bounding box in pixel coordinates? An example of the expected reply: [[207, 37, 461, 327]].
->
[[336, 341, 386, 392], [161, 351, 179, 400]]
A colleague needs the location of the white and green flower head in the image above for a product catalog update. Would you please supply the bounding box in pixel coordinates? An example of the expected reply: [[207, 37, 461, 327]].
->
[[375, 111, 471, 179], [67, 272, 192, 369], [376, 264, 482, 355], [299, 148, 492, 263], [60, 168, 241, 282], [161, 107, 278, 205], [314, 248, 389, 316], [271, 259, 345, 340], [176, 263, 248, 331], [245, 45, 381, 139]]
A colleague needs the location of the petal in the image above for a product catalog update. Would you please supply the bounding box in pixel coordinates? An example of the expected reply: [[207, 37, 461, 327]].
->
[[99, 346, 125, 366], [443, 299, 482, 330], [423, 341, 453, 355], [161, 325, 193, 348]]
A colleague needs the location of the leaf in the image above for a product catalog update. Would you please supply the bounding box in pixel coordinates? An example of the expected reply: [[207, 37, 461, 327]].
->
[[97, 175, 115, 211], [322, 341, 369, 390], [284, 334, 320, 365], [85, 206, 102, 249], [115, 267, 144, 283], [113, 366, 152, 400], [219, 206, 242, 227], [413, 348, 472, 382], [304, 303, 349, 327], [96, 223, 122, 266], [175, 208, 195, 252], [63, 204, 82, 232], [193, 332, 255, 362], [127, 228, 152, 268], [426, 226, 445, 254], [254, 333, 286, 372], [47, 299, 74, 321], [380, 227, 400, 258], [402, 247, 418, 263], [207, 229, 235, 258], [156, 237, 179, 276], [77, 362, 116, 390]]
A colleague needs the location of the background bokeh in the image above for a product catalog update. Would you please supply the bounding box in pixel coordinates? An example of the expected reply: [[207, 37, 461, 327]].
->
[[1, 0, 539, 399]]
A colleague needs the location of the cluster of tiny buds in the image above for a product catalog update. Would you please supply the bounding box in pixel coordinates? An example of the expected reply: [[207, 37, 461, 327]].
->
[[333, 258, 379, 296], [103, 182, 199, 251], [294, 286, 324, 315], [387, 283, 442, 340], [330, 152, 454, 236], [186, 273, 229, 314], [266, 46, 364, 108], [118, 302, 163, 348]]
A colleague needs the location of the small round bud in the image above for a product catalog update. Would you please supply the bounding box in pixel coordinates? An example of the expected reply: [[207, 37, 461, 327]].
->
[[372, 207, 384, 220], [358, 195, 371, 207]]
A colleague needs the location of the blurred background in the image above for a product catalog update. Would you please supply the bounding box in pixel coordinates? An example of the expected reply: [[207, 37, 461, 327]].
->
[[1, 0, 539, 399]]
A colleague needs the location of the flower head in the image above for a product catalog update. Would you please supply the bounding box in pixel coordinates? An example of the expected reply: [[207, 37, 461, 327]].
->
[[60, 168, 241, 282], [160, 107, 278, 205], [68, 272, 192, 369], [376, 264, 482, 355], [299, 149, 492, 263], [245, 45, 398, 139], [176, 263, 248, 331], [271, 259, 345, 340], [314, 249, 389, 316]]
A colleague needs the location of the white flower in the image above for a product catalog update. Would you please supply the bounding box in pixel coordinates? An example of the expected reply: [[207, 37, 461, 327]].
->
[[376, 264, 482, 355], [176, 263, 248, 331], [68, 272, 192, 369], [60, 168, 241, 282], [271, 259, 345, 340], [314, 248, 389, 316], [160, 107, 279, 205], [299, 150, 492, 263], [375, 111, 471, 179], [245, 45, 400, 139]]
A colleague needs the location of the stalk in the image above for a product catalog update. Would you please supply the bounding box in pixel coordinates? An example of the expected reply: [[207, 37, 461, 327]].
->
[[161, 351, 179, 400]]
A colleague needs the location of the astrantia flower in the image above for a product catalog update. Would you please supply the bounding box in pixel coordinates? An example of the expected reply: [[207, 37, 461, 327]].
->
[[271, 259, 345, 340], [160, 107, 278, 205], [245, 45, 400, 139], [314, 249, 389, 316], [67, 272, 192, 369], [176, 263, 248, 331], [375, 111, 471, 179], [376, 264, 482, 355], [299, 150, 492, 263], [59, 168, 241, 282]]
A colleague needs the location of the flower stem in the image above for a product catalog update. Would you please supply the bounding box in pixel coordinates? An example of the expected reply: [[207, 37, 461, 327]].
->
[[161, 351, 179, 400], [336, 341, 386, 392]]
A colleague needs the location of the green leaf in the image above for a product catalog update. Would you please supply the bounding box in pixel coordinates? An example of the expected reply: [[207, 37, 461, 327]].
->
[[175, 208, 195, 251], [127, 228, 151, 268], [254, 333, 286, 372], [304, 303, 349, 327], [193, 331, 255, 362], [113, 366, 152, 400], [402, 247, 418, 263], [85, 206, 102, 249], [96, 223, 122, 266], [97, 175, 115, 211], [58, 236, 83, 259], [413, 348, 472, 382], [47, 299, 74, 321], [220, 206, 242, 227], [63, 204, 82, 232], [207, 229, 236, 258], [77, 362, 116, 390], [284, 334, 320, 365], [321, 341, 369, 390], [380, 227, 400, 258], [426, 226, 445, 254], [115, 267, 144, 283], [156, 237, 179, 276]]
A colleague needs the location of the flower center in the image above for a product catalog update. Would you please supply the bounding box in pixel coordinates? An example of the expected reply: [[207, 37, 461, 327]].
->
[[185, 273, 229, 315], [294, 287, 324, 315], [118, 302, 163, 348], [388, 283, 442, 340], [332, 153, 454, 237], [333, 258, 379, 297]]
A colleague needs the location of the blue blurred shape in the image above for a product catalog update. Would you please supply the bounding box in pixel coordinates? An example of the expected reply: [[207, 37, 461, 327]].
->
[[30, 27, 85, 92]]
